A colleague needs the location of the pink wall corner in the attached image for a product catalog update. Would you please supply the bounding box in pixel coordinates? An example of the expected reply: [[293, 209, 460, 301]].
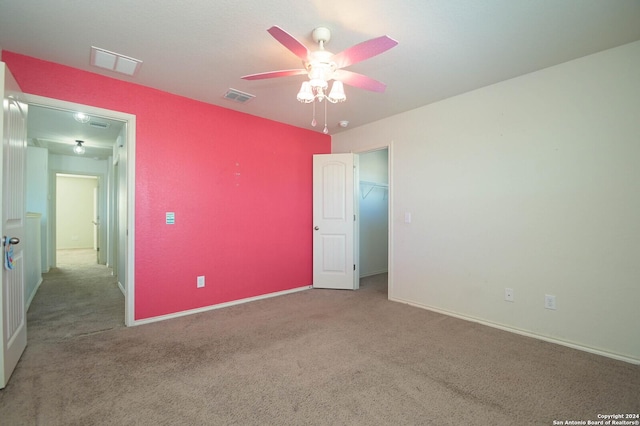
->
[[3, 51, 331, 320]]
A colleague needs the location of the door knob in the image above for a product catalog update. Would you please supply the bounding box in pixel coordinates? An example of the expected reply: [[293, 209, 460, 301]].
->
[[2, 236, 19, 246], [314, 226, 320, 231]]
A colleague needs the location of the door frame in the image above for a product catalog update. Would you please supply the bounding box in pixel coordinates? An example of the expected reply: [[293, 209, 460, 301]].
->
[[23, 94, 136, 326]]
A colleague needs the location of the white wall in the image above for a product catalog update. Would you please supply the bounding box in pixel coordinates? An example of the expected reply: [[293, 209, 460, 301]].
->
[[49, 154, 109, 175], [359, 149, 388, 277], [49, 154, 109, 263], [333, 41, 640, 362], [56, 175, 97, 249], [26, 146, 48, 271]]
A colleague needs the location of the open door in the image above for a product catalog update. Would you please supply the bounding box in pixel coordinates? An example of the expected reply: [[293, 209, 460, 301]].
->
[[0, 62, 28, 389], [312, 153, 358, 290]]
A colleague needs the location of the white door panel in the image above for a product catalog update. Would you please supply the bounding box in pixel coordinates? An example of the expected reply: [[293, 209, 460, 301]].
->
[[0, 62, 28, 389], [313, 154, 357, 290]]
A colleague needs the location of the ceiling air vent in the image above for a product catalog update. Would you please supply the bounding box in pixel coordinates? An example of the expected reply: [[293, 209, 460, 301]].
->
[[89, 121, 110, 129], [90, 46, 142, 76], [223, 88, 255, 104]]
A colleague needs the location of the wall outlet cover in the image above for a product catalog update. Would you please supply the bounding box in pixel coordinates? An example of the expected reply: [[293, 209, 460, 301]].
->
[[504, 288, 514, 302]]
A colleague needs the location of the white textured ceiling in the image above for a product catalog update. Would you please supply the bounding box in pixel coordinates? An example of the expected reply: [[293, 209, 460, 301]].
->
[[1, 0, 640, 151]]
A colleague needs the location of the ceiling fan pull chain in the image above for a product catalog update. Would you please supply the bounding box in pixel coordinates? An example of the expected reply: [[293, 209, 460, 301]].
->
[[323, 100, 329, 134], [311, 101, 317, 127]]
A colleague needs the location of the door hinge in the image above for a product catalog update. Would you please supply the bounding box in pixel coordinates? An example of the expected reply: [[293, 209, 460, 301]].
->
[[353, 264, 356, 271], [354, 214, 356, 221]]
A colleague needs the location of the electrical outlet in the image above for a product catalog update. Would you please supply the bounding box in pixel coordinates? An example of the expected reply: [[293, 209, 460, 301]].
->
[[544, 294, 556, 310], [504, 288, 514, 302], [197, 276, 205, 288]]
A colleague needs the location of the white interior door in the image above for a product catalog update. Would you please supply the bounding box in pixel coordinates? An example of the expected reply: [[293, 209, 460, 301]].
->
[[0, 63, 28, 389], [313, 153, 357, 290]]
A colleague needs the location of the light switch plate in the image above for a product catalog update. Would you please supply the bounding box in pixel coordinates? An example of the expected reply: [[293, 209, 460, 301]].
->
[[166, 212, 175, 225], [544, 294, 557, 310]]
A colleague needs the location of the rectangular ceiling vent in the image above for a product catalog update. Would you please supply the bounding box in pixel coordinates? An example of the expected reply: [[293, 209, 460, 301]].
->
[[90, 46, 142, 76], [223, 88, 255, 104], [89, 121, 110, 129]]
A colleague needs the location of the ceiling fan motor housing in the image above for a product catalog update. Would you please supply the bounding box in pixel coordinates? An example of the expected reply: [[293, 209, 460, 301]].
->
[[306, 50, 337, 87], [312, 27, 331, 45]]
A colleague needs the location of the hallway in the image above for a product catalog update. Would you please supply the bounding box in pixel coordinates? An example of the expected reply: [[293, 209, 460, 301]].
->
[[27, 248, 124, 341]]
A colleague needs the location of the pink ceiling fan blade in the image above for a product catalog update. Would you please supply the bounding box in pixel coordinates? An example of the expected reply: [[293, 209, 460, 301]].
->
[[267, 26, 310, 61], [334, 70, 387, 93], [242, 69, 307, 80], [331, 35, 398, 68]]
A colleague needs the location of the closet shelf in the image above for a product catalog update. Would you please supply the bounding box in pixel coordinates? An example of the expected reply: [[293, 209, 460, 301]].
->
[[360, 180, 388, 199]]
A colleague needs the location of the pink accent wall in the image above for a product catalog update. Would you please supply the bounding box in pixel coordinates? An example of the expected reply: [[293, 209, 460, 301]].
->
[[3, 51, 331, 320]]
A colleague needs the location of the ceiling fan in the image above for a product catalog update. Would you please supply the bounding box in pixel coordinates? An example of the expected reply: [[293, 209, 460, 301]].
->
[[242, 26, 398, 100]]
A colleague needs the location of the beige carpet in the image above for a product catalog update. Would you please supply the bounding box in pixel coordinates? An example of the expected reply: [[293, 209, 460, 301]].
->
[[0, 250, 638, 425]]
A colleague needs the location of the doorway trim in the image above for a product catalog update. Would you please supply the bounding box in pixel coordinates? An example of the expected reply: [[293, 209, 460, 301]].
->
[[23, 93, 136, 326]]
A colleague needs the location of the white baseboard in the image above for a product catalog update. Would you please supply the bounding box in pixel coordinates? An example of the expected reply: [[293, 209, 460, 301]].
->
[[360, 269, 388, 278], [25, 276, 44, 311], [389, 296, 640, 365], [131, 285, 313, 327], [117, 281, 125, 296]]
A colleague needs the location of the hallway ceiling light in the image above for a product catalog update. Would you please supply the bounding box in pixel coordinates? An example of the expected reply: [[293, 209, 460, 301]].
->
[[74, 140, 86, 155], [73, 112, 91, 123]]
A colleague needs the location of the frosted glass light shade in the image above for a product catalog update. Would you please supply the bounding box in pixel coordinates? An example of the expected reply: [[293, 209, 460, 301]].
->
[[74, 141, 86, 155], [328, 81, 346, 102], [297, 82, 314, 103]]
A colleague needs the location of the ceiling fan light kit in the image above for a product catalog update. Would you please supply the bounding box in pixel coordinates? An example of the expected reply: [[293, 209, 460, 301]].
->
[[242, 25, 397, 133]]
